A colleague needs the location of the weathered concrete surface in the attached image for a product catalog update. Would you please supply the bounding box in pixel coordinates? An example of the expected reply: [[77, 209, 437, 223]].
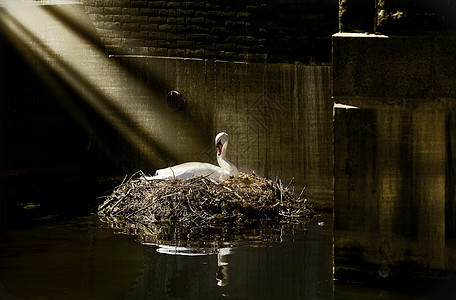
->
[[333, 33, 456, 99], [333, 33, 456, 279], [335, 106, 452, 275]]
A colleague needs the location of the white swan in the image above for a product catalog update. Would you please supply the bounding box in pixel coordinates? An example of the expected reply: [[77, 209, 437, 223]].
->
[[146, 132, 239, 181]]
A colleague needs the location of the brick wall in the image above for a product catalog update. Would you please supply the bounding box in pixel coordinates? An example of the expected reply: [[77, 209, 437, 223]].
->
[[82, 0, 338, 63]]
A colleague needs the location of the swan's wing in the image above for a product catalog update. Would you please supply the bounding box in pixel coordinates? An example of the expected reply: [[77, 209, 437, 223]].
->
[[147, 162, 230, 180]]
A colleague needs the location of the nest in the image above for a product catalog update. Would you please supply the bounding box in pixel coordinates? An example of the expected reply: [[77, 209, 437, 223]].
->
[[98, 171, 314, 226]]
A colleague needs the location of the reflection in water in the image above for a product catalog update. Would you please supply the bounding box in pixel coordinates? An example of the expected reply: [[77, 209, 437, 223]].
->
[[101, 215, 325, 295], [2, 213, 448, 298], [216, 248, 231, 287], [0, 214, 333, 299]]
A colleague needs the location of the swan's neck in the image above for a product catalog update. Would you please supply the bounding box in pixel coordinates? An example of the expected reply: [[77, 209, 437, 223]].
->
[[217, 142, 238, 175]]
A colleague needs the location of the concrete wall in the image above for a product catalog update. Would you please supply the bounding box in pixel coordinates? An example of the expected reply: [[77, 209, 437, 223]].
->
[[333, 33, 456, 279], [118, 57, 334, 208]]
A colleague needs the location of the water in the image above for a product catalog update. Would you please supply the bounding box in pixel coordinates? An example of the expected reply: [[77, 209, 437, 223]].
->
[[0, 213, 332, 299], [1, 212, 455, 299]]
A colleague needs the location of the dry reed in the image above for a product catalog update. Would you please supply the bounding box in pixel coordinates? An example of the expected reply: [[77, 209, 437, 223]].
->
[[98, 171, 314, 225]]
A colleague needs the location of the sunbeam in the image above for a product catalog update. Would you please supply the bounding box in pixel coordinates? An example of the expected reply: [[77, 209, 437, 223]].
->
[[0, 1, 210, 172]]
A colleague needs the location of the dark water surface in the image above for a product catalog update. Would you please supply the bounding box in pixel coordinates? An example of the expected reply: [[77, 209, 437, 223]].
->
[[0, 213, 331, 299], [0, 212, 451, 299]]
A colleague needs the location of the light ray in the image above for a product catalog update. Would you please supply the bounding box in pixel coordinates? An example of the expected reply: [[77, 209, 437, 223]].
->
[[0, 1, 208, 171]]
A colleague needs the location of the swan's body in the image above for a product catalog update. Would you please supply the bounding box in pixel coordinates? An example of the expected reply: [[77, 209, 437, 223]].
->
[[150, 162, 232, 180], [146, 132, 239, 181]]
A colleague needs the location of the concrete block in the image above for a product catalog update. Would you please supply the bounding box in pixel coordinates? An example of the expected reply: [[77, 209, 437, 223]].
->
[[334, 104, 452, 278], [434, 36, 456, 98], [332, 33, 434, 99]]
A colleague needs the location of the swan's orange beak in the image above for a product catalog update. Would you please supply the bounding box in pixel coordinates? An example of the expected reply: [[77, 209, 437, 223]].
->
[[217, 142, 222, 155]]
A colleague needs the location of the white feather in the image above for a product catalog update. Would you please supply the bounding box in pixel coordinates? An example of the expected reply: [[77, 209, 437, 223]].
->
[[146, 132, 239, 181]]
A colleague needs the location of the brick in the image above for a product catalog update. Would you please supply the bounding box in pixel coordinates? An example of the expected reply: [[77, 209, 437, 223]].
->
[[213, 27, 230, 34], [203, 42, 216, 50], [104, 7, 122, 15], [140, 23, 158, 31], [96, 28, 114, 37], [148, 47, 168, 56], [125, 38, 143, 47], [136, 47, 150, 55], [130, 15, 148, 23], [148, 1, 166, 8], [204, 49, 216, 57], [186, 17, 205, 25], [224, 51, 242, 60], [177, 40, 195, 48], [101, 36, 122, 45], [167, 9, 177, 17], [139, 8, 158, 16], [195, 11, 210, 18], [100, 14, 115, 22], [131, 1, 148, 8], [237, 45, 256, 52], [112, 15, 130, 22], [131, 31, 149, 39], [157, 9, 168, 16], [186, 48, 205, 57], [225, 21, 245, 28], [167, 2, 186, 8], [103, 21, 122, 30], [122, 23, 140, 31], [85, 6, 104, 14], [149, 16, 167, 23], [168, 49, 186, 57], [226, 35, 245, 43], [216, 11, 236, 18], [217, 43, 236, 50], [111, 0, 130, 6], [142, 39, 158, 47], [245, 36, 259, 44], [148, 31, 167, 39], [186, 33, 207, 41], [106, 45, 124, 54], [158, 39, 176, 47], [237, 12, 250, 19], [82, 0, 96, 5], [166, 32, 182, 40], [122, 8, 139, 15], [175, 17, 186, 25], [99, 0, 113, 6], [177, 9, 195, 16], [158, 24, 176, 31], [187, 2, 206, 9], [205, 34, 219, 42]]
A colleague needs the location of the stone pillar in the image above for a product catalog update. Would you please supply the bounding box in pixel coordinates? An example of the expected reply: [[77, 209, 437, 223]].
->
[[333, 32, 456, 279]]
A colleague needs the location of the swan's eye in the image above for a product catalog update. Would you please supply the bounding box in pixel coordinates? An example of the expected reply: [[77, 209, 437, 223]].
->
[[216, 141, 223, 154]]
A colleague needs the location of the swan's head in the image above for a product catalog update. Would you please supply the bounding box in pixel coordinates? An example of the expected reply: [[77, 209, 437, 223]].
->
[[215, 132, 228, 156]]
